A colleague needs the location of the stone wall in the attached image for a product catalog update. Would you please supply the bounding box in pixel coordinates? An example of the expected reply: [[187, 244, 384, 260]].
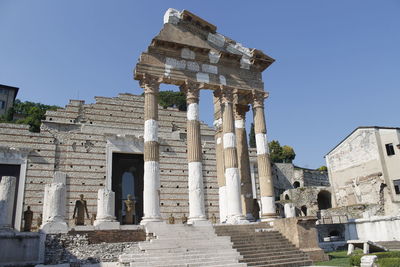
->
[[44, 231, 142, 265], [0, 231, 42, 266], [0, 93, 220, 227]]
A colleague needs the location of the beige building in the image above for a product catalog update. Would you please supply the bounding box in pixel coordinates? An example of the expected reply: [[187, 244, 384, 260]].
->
[[0, 84, 19, 116], [326, 126, 400, 216]]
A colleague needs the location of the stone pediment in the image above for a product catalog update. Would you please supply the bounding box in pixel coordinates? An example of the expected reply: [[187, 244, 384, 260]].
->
[[135, 9, 274, 93]]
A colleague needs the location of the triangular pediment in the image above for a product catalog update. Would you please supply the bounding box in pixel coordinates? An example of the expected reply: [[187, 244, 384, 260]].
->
[[135, 9, 274, 93]]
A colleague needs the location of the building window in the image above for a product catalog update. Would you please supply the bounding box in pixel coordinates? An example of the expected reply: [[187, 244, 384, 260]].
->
[[0, 100, 5, 109], [0, 89, 7, 94], [394, 180, 400, 195], [386, 143, 395, 156]]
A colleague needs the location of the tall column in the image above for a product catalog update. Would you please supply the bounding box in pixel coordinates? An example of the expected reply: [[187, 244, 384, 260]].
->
[[220, 87, 246, 224], [252, 90, 277, 220], [213, 93, 227, 223], [0, 176, 16, 230], [140, 75, 162, 223], [181, 81, 206, 222], [234, 103, 254, 221]]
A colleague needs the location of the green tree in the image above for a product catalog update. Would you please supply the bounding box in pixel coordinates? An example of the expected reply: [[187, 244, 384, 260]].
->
[[249, 123, 256, 148], [317, 166, 328, 171], [268, 140, 283, 163], [281, 145, 296, 163], [158, 91, 187, 111], [0, 99, 59, 132]]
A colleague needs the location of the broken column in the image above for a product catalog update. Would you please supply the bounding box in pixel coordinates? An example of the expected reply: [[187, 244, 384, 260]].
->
[[252, 90, 277, 220], [41, 171, 68, 233], [220, 87, 246, 224], [140, 75, 162, 223], [0, 176, 16, 230], [234, 103, 254, 221], [284, 203, 296, 218], [94, 188, 120, 229], [214, 93, 227, 223], [181, 82, 206, 222]]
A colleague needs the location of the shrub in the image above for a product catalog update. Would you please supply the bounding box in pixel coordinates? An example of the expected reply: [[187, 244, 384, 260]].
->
[[349, 254, 362, 266], [377, 258, 400, 267]]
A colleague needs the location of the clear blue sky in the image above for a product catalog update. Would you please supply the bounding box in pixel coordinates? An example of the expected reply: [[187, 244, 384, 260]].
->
[[1, 1, 399, 169]]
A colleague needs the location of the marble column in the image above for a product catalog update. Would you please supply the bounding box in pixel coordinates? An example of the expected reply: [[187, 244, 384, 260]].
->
[[140, 75, 162, 223], [220, 87, 246, 224], [213, 93, 227, 223], [234, 103, 254, 221], [181, 82, 206, 222], [252, 90, 277, 220], [94, 188, 120, 229], [41, 172, 68, 233], [0, 176, 16, 230]]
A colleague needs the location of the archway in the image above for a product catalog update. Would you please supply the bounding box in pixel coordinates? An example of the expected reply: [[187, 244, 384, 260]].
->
[[293, 181, 300, 188], [317, 190, 332, 210], [301, 205, 307, 216]]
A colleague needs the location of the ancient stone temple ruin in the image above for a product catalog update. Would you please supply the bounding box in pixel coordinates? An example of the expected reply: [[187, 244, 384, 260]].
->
[[0, 9, 326, 266]]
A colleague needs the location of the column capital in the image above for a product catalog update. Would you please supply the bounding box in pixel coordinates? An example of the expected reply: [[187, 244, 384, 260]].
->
[[252, 90, 269, 109], [139, 74, 160, 94], [234, 104, 249, 120], [180, 80, 201, 104], [218, 86, 237, 104]]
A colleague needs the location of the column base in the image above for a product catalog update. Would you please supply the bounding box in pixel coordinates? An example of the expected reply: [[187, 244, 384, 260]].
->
[[226, 215, 249, 225], [261, 213, 278, 222], [93, 220, 120, 230], [41, 221, 68, 234], [140, 217, 163, 225], [188, 216, 209, 226]]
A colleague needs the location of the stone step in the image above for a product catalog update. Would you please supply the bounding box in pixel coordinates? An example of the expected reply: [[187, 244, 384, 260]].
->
[[245, 259, 313, 267], [233, 243, 296, 250], [243, 253, 309, 264], [121, 250, 241, 261], [242, 250, 304, 259], [140, 241, 233, 250], [230, 238, 289, 246], [128, 257, 242, 267], [127, 253, 241, 263]]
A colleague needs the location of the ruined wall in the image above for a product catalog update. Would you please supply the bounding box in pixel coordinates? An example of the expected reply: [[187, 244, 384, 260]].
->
[[326, 128, 382, 207], [280, 187, 332, 217], [0, 93, 221, 228]]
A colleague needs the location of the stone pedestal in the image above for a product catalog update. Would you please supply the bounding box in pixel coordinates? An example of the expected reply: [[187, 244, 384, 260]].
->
[[0, 176, 16, 230], [284, 203, 296, 218], [272, 217, 328, 261], [41, 172, 68, 234], [94, 188, 120, 230]]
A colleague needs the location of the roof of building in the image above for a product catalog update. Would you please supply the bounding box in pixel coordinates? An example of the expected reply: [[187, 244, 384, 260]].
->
[[325, 126, 400, 156], [0, 84, 19, 101]]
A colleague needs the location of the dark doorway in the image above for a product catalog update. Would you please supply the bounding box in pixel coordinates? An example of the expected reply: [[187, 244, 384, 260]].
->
[[0, 164, 21, 227], [317, 190, 332, 210], [293, 181, 300, 188], [111, 153, 144, 224]]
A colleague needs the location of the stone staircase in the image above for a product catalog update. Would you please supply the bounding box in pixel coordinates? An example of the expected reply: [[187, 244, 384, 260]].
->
[[377, 241, 400, 251], [214, 223, 313, 267], [119, 222, 246, 267]]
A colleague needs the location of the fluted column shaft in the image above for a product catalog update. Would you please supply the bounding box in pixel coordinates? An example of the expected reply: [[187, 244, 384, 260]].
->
[[213, 93, 227, 223], [252, 90, 276, 220], [141, 76, 162, 223], [182, 82, 206, 222], [234, 104, 254, 221], [220, 88, 245, 223]]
